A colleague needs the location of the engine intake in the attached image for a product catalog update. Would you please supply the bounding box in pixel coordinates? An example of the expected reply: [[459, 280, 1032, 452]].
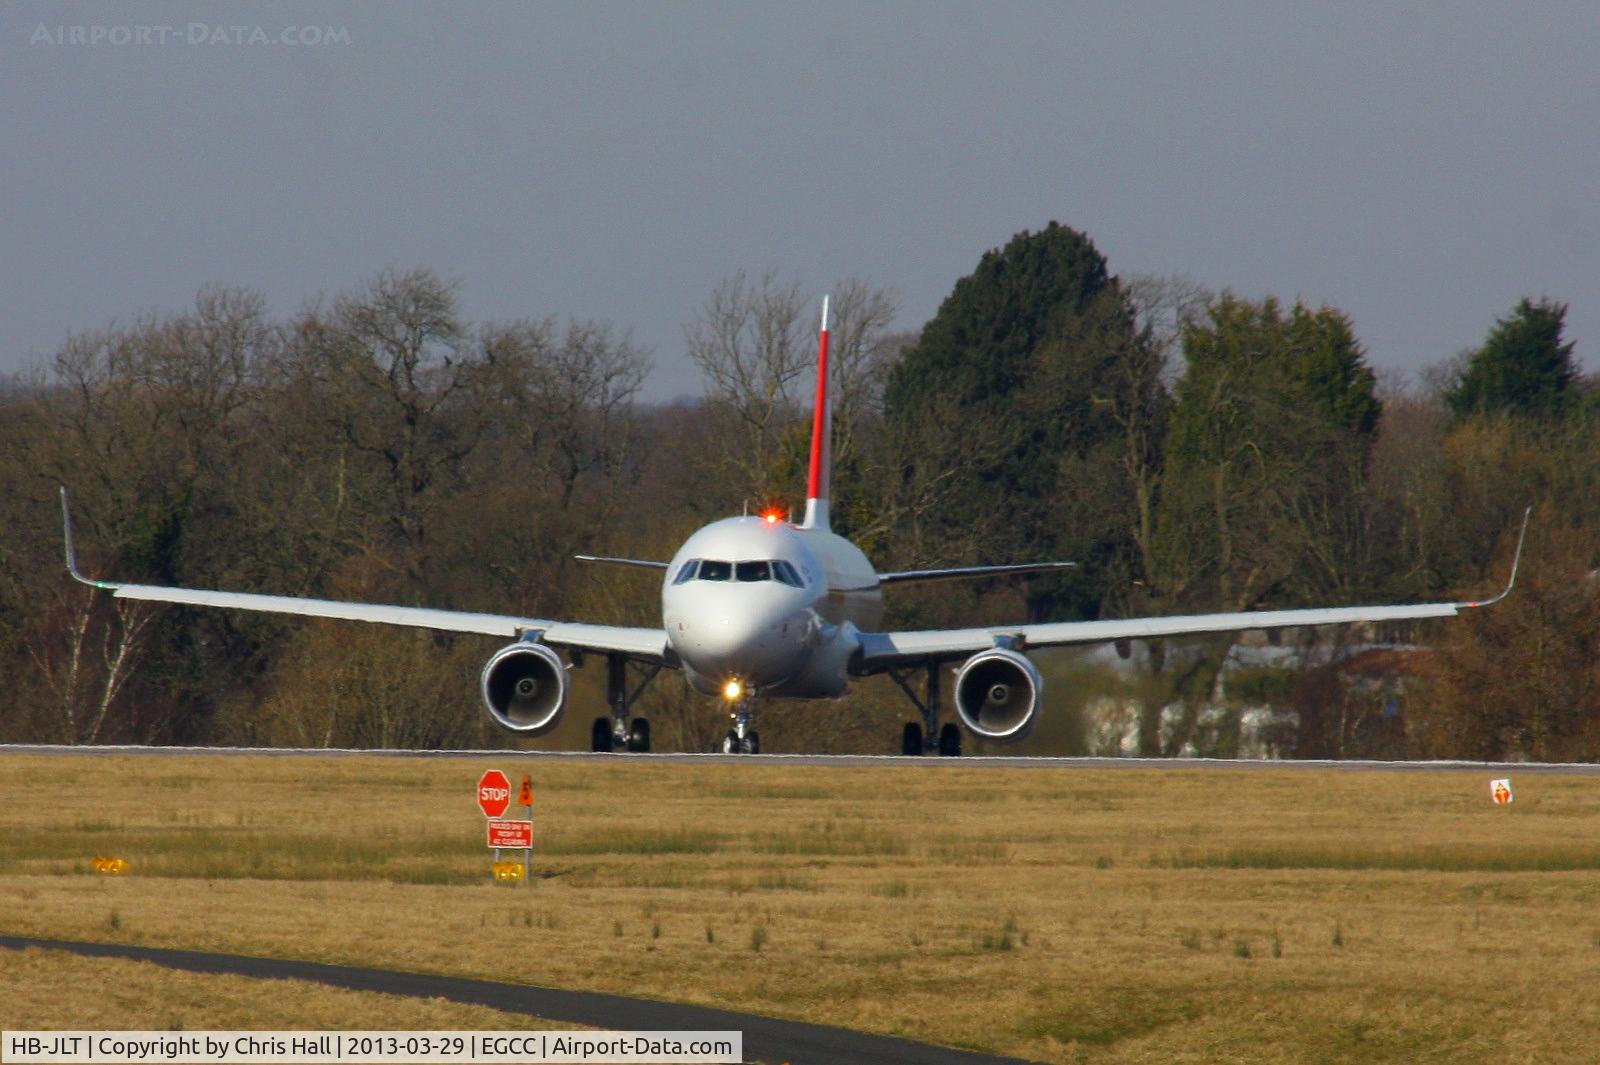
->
[[953, 647, 1042, 742], [481, 642, 568, 735]]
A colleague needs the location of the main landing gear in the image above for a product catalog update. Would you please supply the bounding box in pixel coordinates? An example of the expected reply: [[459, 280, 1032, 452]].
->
[[590, 655, 661, 753], [888, 662, 962, 757], [721, 694, 760, 754]]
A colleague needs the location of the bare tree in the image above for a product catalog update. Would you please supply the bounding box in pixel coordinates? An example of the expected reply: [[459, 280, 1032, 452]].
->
[[20, 586, 154, 744], [283, 269, 489, 592], [7, 291, 276, 742], [824, 277, 900, 431], [1113, 274, 1210, 589], [485, 318, 650, 511], [684, 271, 810, 501]]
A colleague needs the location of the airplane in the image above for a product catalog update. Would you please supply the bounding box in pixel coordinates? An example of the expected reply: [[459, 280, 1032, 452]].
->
[[60, 297, 1530, 756]]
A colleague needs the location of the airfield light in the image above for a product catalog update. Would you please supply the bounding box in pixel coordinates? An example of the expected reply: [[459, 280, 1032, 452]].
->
[[723, 678, 743, 701], [492, 861, 525, 882]]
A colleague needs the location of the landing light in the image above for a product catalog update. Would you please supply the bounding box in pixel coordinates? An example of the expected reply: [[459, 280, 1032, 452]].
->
[[723, 679, 743, 701]]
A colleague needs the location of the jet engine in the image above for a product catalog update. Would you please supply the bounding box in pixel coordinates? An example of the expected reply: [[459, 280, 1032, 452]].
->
[[480, 642, 568, 735], [953, 648, 1042, 742]]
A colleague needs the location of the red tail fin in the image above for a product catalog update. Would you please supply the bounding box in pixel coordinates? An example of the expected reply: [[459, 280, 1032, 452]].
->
[[802, 295, 831, 529]]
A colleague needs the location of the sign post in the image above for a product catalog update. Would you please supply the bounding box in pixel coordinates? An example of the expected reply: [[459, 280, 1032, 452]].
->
[[519, 774, 534, 885]]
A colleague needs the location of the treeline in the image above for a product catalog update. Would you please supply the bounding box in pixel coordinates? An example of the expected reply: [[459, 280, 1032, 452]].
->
[[2, 224, 1596, 758]]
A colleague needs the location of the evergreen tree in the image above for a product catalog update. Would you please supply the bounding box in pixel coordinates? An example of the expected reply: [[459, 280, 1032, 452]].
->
[[1157, 296, 1380, 612], [1142, 296, 1381, 756], [881, 222, 1149, 621], [1446, 297, 1576, 421]]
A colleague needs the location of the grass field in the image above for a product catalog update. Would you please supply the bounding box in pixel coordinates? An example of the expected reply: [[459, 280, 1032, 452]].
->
[[4, 752, 1600, 1063], [0, 948, 542, 1031]]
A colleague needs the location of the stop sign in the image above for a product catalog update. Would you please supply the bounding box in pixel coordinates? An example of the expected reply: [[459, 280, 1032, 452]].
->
[[477, 769, 511, 818]]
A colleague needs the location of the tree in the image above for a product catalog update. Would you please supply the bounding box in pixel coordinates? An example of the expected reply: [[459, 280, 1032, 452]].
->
[[1141, 296, 1382, 756], [684, 271, 901, 532], [1410, 518, 1600, 761], [881, 222, 1147, 622], [1079, 274, 1205, 615], [0, 290, 278, 742], [1445, 297, 1576, 421], [683, 271, 811, 507], [785, 277, 901, 541], [1156, 296, 1379, 611]]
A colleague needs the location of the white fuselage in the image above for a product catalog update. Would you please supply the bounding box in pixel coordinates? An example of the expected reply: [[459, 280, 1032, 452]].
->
[[661, 516, 881, 699]]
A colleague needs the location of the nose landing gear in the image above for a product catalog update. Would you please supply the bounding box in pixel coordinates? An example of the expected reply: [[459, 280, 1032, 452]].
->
[[720, 695, 760, 754]]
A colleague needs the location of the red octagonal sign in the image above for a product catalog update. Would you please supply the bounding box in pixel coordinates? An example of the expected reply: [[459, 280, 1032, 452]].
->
[[477, 769, 511, 818]]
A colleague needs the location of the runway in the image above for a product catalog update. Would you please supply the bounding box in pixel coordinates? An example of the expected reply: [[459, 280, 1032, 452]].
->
[[0, 937, 1033, 1065], [4, 743, 1598, 774]]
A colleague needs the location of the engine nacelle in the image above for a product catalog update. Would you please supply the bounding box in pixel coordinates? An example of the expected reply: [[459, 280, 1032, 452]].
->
[[953, 647, 1042, 742], [480, 642, 568, 735]]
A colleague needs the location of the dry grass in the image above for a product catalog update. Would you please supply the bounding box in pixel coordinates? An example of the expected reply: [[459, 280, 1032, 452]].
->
[[4, 753, 1600, 1062], [0, 947, 547, 1030]]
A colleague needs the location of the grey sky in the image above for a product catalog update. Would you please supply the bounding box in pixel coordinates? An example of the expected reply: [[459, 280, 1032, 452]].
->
[[3, 2, 1596, 400]]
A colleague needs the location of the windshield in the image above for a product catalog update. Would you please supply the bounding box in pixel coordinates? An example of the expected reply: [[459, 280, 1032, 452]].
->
[[698, 560, 732, 581], [684, 559, 801, 585], [736, 560, 771, 582]]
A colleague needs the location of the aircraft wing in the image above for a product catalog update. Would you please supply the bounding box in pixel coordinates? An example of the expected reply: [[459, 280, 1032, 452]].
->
[[856, 601, 1466, 667], [857, 507, 1530, 670], [61, 491, 670, 662]]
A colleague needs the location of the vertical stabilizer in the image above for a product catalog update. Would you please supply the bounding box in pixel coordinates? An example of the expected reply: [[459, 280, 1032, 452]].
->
[[802, 295, 831, 529]]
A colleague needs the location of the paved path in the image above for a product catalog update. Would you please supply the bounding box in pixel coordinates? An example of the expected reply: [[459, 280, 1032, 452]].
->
[[4, 743, 1598, 774], [1, 937, 1034, 1065]]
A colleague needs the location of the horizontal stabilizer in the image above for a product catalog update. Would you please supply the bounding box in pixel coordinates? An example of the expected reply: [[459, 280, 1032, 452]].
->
[[877, 561, 1077, 585], [573, 555, 669, 571]]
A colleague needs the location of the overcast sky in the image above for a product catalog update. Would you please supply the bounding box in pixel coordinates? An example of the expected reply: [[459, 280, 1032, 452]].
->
[[3, 1, 1596, 400]]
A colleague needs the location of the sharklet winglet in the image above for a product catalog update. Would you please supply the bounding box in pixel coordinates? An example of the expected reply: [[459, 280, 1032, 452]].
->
[[1462, 504, 1531, 609], [60, 486, 114, 590]]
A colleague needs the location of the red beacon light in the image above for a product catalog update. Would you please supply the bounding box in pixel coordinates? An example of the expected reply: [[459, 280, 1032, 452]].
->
[[762, 510, 783, 525]]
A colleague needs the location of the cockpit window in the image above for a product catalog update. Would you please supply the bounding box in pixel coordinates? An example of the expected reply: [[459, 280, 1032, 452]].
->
[[736, 560, 771, 582], [698, 560, 732, 581], [685, 559, 798, 584]]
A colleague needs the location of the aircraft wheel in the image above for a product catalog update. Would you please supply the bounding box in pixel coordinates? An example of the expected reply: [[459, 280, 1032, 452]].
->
[[901, 722, 924, 756], [743, 731, 760, 755], [937, 723, 962, 757], [721, 730, 740, 754], [626, 717, 651, 753], [591, 717, 615, 753]]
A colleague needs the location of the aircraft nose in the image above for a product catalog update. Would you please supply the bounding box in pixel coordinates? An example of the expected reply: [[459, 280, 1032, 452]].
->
[[668, 597, 806, 683], [702, 615, 757, 657], [680, 608, 780, 657]]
